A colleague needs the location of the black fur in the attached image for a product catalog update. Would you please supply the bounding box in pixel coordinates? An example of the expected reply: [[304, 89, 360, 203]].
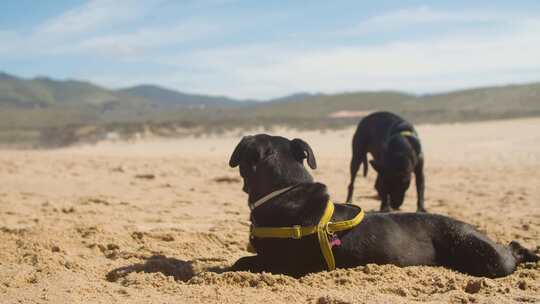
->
[[229, 134, 539, 278], [229, 135, 315, 204], [346, 111, 426, 212]]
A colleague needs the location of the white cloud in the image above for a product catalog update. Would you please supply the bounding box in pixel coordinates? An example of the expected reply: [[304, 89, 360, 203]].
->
[[0, 0, 215, 59], [152, 16, 540, 99], [2, 4, 540, 99], [38, 0, 160, 36], [333, 6, 517, 36], [52, 23, 218, 58]]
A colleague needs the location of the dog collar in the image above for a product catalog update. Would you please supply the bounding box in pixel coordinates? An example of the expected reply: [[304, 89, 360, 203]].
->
[[249, 185, 297, 211]]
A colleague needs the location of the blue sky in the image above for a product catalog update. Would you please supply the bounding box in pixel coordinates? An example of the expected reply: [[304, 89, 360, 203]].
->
[[1, 0, 540, 99]]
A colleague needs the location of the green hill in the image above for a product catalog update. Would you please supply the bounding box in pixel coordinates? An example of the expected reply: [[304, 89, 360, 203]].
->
[[239, 84, 540, 124], [118, 84, 252, 107], [249, 91, 415, 118], [0, 73, 121, 107], [31, 77, 121, 106], [0, 72, 249, 109], [1, 71, 539, 147]]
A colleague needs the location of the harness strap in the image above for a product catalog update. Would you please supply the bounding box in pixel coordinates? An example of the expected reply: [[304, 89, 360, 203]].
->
[[399, 130, 416, 138], [383, 129, 417, 150], [317, 201, 336, 270], [325, 208, 365, 234], [250, 200, 365, 271], [399, 130, 423, 158], [249, 225, 317, 239]]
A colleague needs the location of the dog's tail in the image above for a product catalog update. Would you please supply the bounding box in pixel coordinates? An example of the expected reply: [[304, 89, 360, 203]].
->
[[351, 133, 369, 178]]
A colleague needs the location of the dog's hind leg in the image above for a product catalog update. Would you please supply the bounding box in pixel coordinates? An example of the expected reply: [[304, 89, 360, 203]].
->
[[346, 135, 368, 203], [415, 157, 426, 212], [439, 227, 526, 278], [346, 155, 361, 203]]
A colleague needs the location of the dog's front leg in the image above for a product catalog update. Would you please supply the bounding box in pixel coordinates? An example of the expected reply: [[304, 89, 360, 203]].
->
[[231, 255, 293, 275], [380, 196, 392, 212], [415, 158, 426, 212], [375, 175, 392, 212], [231, 255, 269, 273]]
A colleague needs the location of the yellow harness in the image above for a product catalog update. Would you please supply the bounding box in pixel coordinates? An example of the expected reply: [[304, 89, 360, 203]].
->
[[399, 130, 423, 158], [399, 130, 416, 138], [249, 200, 364, 271]]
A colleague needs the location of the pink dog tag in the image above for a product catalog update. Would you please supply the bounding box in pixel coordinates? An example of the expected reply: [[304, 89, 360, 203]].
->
[[330, 235, 342, 247]]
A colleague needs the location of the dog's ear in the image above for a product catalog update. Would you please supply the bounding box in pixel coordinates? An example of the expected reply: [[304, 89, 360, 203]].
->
[[369, 160, 381, 173], [229, 136, 254, 168], [291, 138, 317, 169]]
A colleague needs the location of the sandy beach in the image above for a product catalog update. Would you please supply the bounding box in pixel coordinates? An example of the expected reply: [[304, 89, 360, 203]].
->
[[1, 118, 539, 304]]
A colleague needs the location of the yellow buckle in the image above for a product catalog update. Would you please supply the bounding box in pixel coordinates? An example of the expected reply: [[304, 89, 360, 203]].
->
[[325, 221, 334, 235], [292, 225, 302, 239]]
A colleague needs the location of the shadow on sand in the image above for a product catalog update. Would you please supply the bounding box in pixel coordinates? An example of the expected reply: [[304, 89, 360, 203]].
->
[[106, 255, 228, 283]]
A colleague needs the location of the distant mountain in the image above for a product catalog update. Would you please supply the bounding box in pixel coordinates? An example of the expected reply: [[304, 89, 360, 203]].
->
[[0, 72, 17, 81], [266, 92, 323, 104], [0, 73, 122, 107], [117, 84, 253, 107], [1, 71, 539, 134], [250, 91, 416, 118], [33, 77, 122, 105], [245, 83, 540, 123], [0, 72, 251, 109]]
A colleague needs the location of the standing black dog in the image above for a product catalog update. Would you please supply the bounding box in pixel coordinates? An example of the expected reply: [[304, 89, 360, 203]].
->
[[346, 111, 425, 212], [229, 134, 538, 278]]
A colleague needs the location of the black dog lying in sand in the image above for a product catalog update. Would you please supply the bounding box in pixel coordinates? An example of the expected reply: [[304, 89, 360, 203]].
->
[[229, 134, 539, 278], [346, 111, 425, 212]]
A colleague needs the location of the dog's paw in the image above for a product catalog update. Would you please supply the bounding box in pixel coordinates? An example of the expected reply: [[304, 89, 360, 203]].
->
[[380, 206, 393, 213], [231, 256, 263, 272], [510, 241, 540, 263]]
